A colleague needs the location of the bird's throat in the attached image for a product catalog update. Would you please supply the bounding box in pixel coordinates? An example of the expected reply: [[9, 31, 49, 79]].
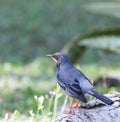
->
[[57, 63, 60, 70]]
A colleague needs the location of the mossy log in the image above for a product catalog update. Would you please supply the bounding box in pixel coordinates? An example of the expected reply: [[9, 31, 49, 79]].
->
[[55, 92, 120, 122]]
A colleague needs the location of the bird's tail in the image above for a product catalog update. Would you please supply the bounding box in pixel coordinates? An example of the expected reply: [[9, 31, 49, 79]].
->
[[88, 89, 114, 105]]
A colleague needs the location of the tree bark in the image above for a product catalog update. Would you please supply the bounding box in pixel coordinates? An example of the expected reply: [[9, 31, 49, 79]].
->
[[55, 92, 120, 122]]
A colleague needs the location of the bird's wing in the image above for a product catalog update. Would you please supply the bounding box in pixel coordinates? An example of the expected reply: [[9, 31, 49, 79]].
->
[[68, 77, 87, 103], [74, 70, 94, 94], [57, 73, 87, 102], [57, 79, 67, 91]]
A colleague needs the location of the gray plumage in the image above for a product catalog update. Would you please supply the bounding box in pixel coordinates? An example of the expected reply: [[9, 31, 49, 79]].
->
[[48, 52, 114, 105]]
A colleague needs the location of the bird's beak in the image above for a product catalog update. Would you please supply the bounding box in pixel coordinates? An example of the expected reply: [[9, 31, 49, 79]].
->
[[47, 54, 53, 58], [47, 54, 57, 63]]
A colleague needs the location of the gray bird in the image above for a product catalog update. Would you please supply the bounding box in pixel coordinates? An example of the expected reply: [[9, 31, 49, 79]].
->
[[47, 52, 114, 114]]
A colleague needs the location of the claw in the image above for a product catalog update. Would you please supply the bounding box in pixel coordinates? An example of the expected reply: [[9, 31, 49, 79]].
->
[[64, 109, 72, 114]]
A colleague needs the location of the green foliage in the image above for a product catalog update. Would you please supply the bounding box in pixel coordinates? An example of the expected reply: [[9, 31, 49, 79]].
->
[[0, 0, 120, 121], [79, 36, 120, 53], [63, 27, 120, 63], [62, 1, 120, 63], [1, 85, 67, 122], [0, 0, 120, 63], [82, 2, 120, 18]]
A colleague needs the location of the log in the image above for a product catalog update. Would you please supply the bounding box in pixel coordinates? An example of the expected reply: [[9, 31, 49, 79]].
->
[[93, 74, 120, 87], [55, 92, 120, 122]]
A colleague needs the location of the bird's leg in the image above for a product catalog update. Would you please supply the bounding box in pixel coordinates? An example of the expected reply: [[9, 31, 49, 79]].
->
[[64, 98, 75, 114], [72, 100, 80, 108]]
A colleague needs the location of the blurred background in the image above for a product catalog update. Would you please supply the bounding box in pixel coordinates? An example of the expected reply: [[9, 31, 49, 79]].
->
[[0, 0, 120, 121]]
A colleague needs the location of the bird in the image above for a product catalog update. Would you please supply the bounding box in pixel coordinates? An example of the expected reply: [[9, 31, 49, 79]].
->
[[47, 52, 114, 114]]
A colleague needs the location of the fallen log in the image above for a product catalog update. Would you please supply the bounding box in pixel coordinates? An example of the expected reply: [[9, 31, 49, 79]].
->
[[55, 92, 120, 122], [93, 74, 120, 87]]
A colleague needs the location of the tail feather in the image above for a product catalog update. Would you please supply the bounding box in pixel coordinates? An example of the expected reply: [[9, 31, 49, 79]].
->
[[88, 89, 114, 105]]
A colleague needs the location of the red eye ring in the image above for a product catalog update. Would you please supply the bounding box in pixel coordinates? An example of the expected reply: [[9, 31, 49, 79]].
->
[[53, 54, 59, 60]]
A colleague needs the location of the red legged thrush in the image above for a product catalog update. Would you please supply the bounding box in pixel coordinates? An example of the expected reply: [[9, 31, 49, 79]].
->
[[47, 52, 114, 114]]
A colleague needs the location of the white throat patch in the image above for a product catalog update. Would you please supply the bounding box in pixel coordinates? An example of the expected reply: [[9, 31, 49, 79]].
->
[[52, 57, 57, 63]]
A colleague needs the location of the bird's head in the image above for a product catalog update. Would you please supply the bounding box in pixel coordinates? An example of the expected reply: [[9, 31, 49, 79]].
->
[[47, 52, 71, 65]]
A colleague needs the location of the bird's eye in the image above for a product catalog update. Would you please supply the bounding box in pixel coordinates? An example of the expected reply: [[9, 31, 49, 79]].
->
[[53, 54, 59, 60]]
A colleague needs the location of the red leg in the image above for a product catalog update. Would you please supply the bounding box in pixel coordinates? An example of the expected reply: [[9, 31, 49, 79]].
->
[[64, 98, 75, 114], [74, 100, 80, 108], [69, 100, 80, 108]]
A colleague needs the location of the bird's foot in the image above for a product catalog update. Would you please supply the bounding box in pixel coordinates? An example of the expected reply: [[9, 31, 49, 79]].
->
[[64, 108, 73, 114], [71, 104, 80, 108]]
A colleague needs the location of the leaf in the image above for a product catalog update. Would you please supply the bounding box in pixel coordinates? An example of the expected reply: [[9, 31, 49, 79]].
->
[[82, 2, 120, 18], [79, 36, 120, 53], [62, 28, 120, 63]]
